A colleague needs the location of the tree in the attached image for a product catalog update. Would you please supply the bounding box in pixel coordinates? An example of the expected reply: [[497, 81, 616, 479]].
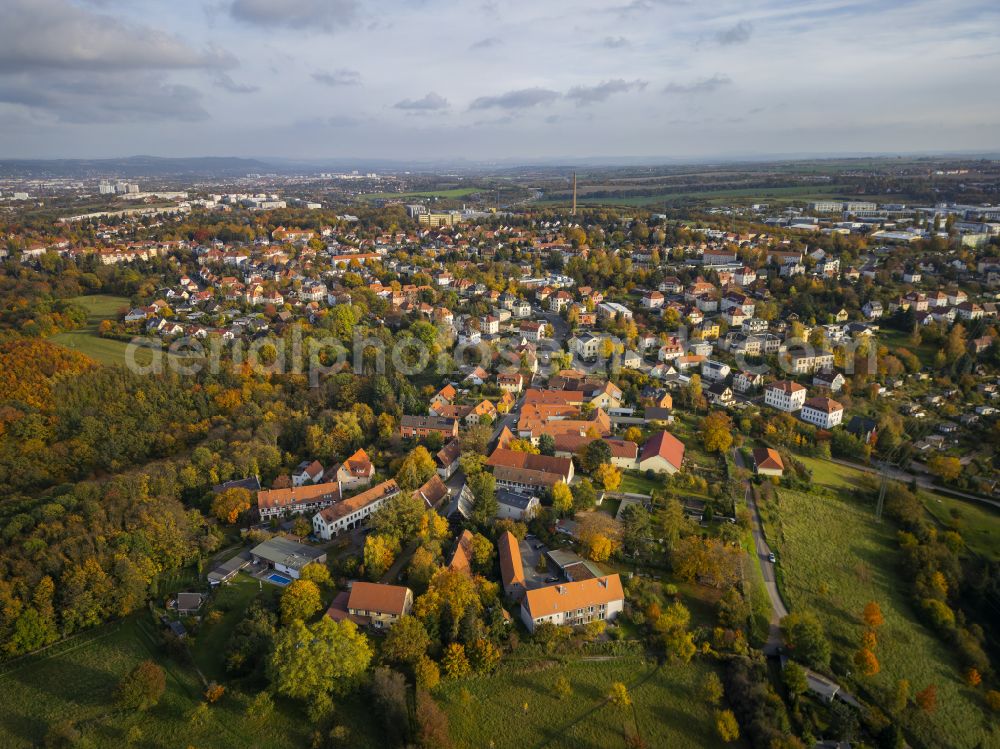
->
[[371, 667, 409, 746], [654, 601, 696, 663], [780, 611, 831, 669], [538, 433, 556, 456], [300, 562, 332, 587], [381, 615, 430, 664], [891, 679, 910, 713], [415, 689, 452, 749], [700, 671, 724, 705], [551, 481, 573, 516], [364, 534, 400, 579], [853, 648, 880, 676], [985, 690, 1000, 711], [268, 618, 373, 703], [621, 503, 652, 557], [245, 691, 275, 726], [555, 675, 572, 700], [442, 642, 471, 679], [862, 601, 884, 629], [927, 455, 962, 483], [701, 411, 734, 454], [211, 487, 253, 524], [608, 682, 631, 710], [372, 492, 426, 542], [581, 439, 613, 472], [915, 684, 937, 713], [415, 655, 441, 690], [965, 668, 982, 688], [594, 463, 621, 492], [658, 497, 687, 557], [397, 446, 438, 491], [280, 579, 322, 624], [508, 438, 540, 454], [572, 478, 598, 511], [783, 662, 808, 699], [467, 638, 501, 673], [467, 470, 497, 526], [715, 709, 740, 743], [116, 660, 166, 711]]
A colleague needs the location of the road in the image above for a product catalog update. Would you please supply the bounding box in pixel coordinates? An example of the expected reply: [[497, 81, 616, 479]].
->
[[735, 449, 860, 708]]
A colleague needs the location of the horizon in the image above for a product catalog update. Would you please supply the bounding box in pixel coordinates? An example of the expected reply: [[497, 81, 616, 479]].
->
[[3, 0, 999, 161]]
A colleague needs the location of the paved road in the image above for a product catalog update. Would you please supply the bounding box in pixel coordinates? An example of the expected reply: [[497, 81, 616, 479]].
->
[[736, 449, 860, 707]]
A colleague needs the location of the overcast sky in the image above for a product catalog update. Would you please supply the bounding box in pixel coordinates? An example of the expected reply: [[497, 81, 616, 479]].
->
[[2, 0, 999, 161]]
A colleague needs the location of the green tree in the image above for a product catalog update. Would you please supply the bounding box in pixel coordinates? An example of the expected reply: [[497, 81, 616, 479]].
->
[[715, 709, 740, 743], [700, 671, 724, 705], [381, 615, 430, 664], [783, 662, 808, 699], [780, 611, 831, 669], [572, 478, 598, 511], [268, 618, 373, 703], [468, 470, 498, 526]]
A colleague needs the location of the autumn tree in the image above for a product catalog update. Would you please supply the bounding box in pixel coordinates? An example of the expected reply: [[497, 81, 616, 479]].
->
[[927, 455, 962, 483], [415, 689, 452, 749], [211, 487, 253, 524], [551, 481, 574, 516], [594, 463, 622, 492], [862, 601, 884, 629], [608, 681, 631, 710], [397, 446, 438, 491], [715, 710, 740, 743], [853, 647, 880, 676], [268, 618, 373, 703], [364, 534, 400, 580], [653, 601, 696, 663], [280, 579, 322, 624], [442, 642, 471, 679], [701, 411, 734, 454], [116, 660, 166, 711], [915, 684, 938, 713]]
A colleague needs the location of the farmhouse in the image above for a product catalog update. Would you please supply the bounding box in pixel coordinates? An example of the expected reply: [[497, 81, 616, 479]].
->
[[752, 448, 784, 477]]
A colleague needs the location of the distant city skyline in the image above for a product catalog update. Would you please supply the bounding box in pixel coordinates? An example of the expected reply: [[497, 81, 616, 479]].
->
[[2, 0, 999, 160]]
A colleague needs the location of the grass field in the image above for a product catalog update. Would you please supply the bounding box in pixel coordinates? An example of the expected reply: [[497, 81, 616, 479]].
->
[[49, 294, 176, 368], [761, 485, 996, 748], [438, 656, 729, 749], [919, 489, 1000, 561], [618, 471, 661, 496], [796, 456, 1000, 560], [0, 614, 312, 749]]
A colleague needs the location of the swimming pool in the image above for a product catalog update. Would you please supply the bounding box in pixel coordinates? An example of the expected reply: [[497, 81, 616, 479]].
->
[[267, 573, 292, 585]]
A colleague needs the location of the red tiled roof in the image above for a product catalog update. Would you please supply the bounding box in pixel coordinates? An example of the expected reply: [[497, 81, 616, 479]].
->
[[639, 431, 685, 470]]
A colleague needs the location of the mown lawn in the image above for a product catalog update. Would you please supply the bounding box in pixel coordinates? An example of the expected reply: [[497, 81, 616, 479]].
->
[[438, 656, 729, 749], [618, 471, 661, 496], [762, 486, 997, 748]]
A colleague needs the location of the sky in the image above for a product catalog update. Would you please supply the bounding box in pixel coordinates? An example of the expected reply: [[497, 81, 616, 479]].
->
[[1, 0, 999, 162]]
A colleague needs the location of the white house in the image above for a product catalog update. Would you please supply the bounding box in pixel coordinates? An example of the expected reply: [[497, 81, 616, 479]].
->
[[800, 396, 844, 429], [765, 381, 807, 412], [519, 575, 625, 633], [312, 480, 400, 540]]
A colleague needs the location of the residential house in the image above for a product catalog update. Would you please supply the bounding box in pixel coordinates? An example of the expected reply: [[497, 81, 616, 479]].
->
[[341, 582, 413, 629], [752, 448, 784, 477], [496, 489, 541, 521], [256, 482, 341, 520], [637, 431, 685, 474], [436, 439, 462, 480], [765, 381, 807, 412], [800, 396, 844, 429], [249, 537, 327, 579], [335, 449, 375, 491], [498, 531, 526, 598], [400, 415, 459, 440], [519, 575, 625, 633], [486, 449, 575, 492], [311, 480, 401, 540]]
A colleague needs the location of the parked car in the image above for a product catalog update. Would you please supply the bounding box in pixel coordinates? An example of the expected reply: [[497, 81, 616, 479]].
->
[[768, 552, 777, 563]]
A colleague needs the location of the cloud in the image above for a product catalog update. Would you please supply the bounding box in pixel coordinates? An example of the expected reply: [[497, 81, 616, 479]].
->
[[312, 68, 361, 86], [0, 0, 234, 73], [213, 73, 259, 94], [394, 92, 449, 111], [602, 36, 630, 48], [566, 79, 646, 106], [229, 0, 360, 32], [715, 20, 753, 45], [470, 37, 502, 50], [0, 71, 208, 123], [470, 88, 560, 110], [662, 74, 732, 94]]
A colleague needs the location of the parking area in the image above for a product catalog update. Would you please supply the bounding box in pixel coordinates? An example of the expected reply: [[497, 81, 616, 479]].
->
[[520, 536, 560, 590]]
